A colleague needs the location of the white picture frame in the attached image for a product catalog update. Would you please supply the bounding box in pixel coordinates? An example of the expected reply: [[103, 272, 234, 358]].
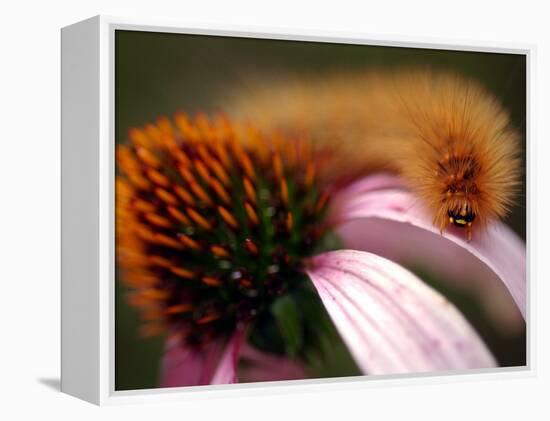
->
[[61, 15, 534, 405]]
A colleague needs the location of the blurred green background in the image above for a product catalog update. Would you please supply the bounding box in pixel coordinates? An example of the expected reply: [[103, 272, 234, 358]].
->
[[115, 30, 526, 390]]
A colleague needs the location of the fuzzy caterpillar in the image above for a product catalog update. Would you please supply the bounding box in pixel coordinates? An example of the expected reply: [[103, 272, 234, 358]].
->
[[225, 70, 521, 240]]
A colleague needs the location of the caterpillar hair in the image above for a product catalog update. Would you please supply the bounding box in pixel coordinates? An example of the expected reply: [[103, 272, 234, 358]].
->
[[225, 70, 521, 241]]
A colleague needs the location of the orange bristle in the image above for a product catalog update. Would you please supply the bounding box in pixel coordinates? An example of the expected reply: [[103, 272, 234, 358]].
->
[[245, 202, 259, 226], [147, 169, 170, 187], [243, 177, 257, 204], [169, 266, 196, 279], [202, 276, 223, 287], [218, 206, 239, 229], [178, 234, 201, 250], [174, 185, 196, 206], [210, 245, 230, 258], [186, 208, 212, 230]]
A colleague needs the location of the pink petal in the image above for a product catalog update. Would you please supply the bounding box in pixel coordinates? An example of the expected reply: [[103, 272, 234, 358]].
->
[[307, 250, 496, 374], [160, 336, 225, 388], [332, 175, 526, 320], [237, 343, 309, 383], [334, 173, 408, 203], [210, 327, 247, 384], [338, 218, 524, 333]]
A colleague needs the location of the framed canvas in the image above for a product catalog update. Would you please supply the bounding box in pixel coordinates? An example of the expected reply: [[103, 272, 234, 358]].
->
[[61, 15, 532, 405]]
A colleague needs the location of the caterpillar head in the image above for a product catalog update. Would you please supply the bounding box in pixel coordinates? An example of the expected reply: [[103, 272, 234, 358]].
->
[[435, 152, 483, 242], [431, 131, 519, 241], [446, 205, 476, 241], [388, 71, 522, 242]]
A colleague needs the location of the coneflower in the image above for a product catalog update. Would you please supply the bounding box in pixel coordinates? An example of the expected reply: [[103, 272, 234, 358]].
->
[[117, 113, 332, 346], [116, 113, 525, 387]]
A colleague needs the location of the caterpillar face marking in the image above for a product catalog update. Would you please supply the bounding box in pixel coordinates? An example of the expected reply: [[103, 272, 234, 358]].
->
[[448, 205, 476, 244], [436, 152, 481, 241], [448, 209, 475, 227], [447, 208, 476, 241]]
